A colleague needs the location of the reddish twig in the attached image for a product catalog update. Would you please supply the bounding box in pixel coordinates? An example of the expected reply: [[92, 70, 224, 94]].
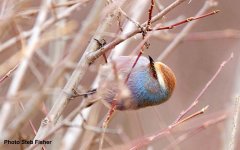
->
[[124, 48, 143, 83], [147, 0, 155, 30], [149, 10, 220, 31], [99, 102, 117, 149]]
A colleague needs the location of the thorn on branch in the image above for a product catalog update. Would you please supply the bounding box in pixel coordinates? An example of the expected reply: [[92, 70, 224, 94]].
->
[[116, 11, 123, 32], [144, 42, 150, 49], [70, 88, 97, 100], [139, 26, 147, 38], [186, 17, 194, 22], [94, 38, 107, 49], [94, 38, 108, 63], [41, 118, 50, 127]]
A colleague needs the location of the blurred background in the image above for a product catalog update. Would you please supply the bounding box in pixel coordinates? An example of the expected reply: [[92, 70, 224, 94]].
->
[[0, 0, 239, 150]]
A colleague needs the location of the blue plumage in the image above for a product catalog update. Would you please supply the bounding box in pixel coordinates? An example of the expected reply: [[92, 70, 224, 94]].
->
[[127, 67, 169, 109]]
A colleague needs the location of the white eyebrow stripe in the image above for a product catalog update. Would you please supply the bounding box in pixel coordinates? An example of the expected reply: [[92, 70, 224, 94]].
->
[[157, 72, 166, 89], [154, 63, 166, 90]]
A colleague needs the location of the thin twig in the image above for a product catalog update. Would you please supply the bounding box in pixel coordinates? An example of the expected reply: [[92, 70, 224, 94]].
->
[[228, 96, 240, 150], [151, 10, 220, 31]]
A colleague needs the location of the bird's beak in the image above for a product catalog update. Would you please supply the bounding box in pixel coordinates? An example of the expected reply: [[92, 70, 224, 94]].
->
[[148, 55, 155, 64], [148, 55, 158, 79]]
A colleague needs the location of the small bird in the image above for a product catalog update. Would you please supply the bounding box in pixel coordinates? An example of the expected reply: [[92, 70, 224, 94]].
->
[[98, 55, 176, 110]]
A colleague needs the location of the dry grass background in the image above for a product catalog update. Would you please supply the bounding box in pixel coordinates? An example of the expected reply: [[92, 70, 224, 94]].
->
[[0, 0, 240, 150]]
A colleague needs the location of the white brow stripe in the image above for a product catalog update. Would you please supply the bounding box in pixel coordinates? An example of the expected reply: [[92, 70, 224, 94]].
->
[[156, 71, 166, 90], [154, 63, 166, 90]]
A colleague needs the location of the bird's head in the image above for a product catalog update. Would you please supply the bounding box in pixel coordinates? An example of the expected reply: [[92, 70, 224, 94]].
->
[[148, 56, 176, 98]]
